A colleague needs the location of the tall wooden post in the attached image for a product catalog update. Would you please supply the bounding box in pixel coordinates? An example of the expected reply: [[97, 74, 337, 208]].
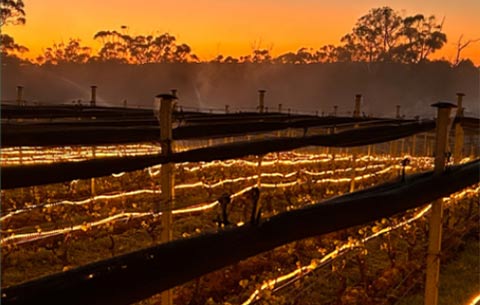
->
[[154, 93, 177, 305], [18, 146, 23, 165], [258, 90, 265, 113], [353, 94, 362, 118], [423, 133, 429, 157], [90, 85, 97, 107], [91, 147, 96, 199], [349, 154, 356, 192], [396, 105, 401, 119], [453, 93, 465, 164], [389, 141, 398, 157], [411, 135, 417, 156], [278, 104, 282, 113], [16, 86, 24, 106], [171, 89, 178, 112], [225, 105, 229, 114], [333, 105, 338, 117], [424, 102, 456, 305], [349, 94, 362, 184]]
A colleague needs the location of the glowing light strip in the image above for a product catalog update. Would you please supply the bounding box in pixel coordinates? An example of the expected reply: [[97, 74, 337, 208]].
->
[[0, 162, 407, 245], [0, 185, 257, 246], [2, 165, 398, 222], [1, 189, 160, 221], [1, 212, 151, 245], [302, 163, 385, 176], [467, 293, 480, 305], [240, 186, 479, 305], [1, 144, 159, 166]]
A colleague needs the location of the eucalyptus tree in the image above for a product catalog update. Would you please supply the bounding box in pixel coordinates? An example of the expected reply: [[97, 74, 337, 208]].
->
[[36, 39, 92, 65]]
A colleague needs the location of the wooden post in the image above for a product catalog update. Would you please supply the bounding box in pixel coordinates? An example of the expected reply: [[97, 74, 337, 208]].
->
[[411, 135, 417, 156], [424, 102, 456, 305], [90, 85, 97, 107], [349, 91, 361, 189], [453, 93, 465, 164], [225, 105, 229, 114], [255, 156, 263, 217], [396, 105, 401, 119], [353, 94, 362, 118], [18, 146, 23, 165], [333, 105, 338, 117], [423, 133, 428, 157], [278, 103, 282, 113], [389, 141, 398, 158], [349, 154, 356, 192], [171, 89, 178, 112], [16, 86, 24, 106], [258, 90, 265, 113], [154, 93, 177, 305], [325, 128, 332, 155], [91, 146, 96, 199]]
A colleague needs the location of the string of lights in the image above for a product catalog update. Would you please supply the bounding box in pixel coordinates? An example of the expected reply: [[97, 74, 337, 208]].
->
[[1, 163, 404, 223], [240, 185, 480, 305]]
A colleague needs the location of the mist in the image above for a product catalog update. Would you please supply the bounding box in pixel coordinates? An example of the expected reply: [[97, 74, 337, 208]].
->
[[2, 61, 479, 118]]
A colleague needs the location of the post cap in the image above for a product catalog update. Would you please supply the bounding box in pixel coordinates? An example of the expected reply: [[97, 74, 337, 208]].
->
[[91, 85, 97, 88], [456, 92, 465, 97], [258, 89, 266, 93], [430, 102, 457, 108], [155, 94, 178, 100], [355, 94, 362, 98]]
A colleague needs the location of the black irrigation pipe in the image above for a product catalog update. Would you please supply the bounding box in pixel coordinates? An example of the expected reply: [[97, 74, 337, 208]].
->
[[2, 160, 479, 305], [1, 121, 435, 189], [2, 104, 307, 120], [1, 117, 400, 147]]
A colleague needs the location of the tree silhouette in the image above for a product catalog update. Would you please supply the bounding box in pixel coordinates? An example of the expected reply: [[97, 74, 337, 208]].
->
[[1, 0, 28, 62], [453, 35, 480, 66], [93, 30, 129, 63], [1, 33, 27, 55], [36, 39, 92, 65], [275, 48, 315, 64], [93, 29, 199, 63], [333, 7, 446, 63], [1, 0, 25, 26], [340, 7, 403, 62], [315, 45, 337, 63], [395, 14, 447, 63], [251, 49, 272, 63]]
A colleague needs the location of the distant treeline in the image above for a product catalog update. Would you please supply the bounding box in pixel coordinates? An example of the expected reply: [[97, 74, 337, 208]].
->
[[1, 6, 478, 67]]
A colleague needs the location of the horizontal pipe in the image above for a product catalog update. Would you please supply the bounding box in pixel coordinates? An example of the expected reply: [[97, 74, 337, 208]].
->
[[1, 121, 435, 189], [1, 117, 401, 147]]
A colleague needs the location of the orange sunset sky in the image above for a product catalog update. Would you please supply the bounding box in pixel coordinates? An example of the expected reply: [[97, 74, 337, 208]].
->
[[3, 0, 480, 64]]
